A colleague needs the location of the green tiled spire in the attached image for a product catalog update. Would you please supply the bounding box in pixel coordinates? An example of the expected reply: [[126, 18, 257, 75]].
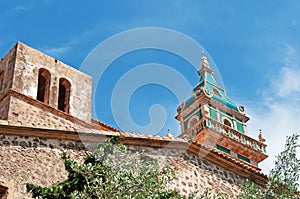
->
[[192, 52, 239, 111]]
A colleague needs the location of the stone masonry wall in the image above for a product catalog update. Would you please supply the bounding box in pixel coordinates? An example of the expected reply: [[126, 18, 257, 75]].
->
[[0, 44, 16, 100], [0, 134, 92, 199], [6, 96, 106, 133], [0, 133, 245, 198], [0, 96, 9, 120], [12, 42, 92, 123], [8, 96, 78, 131], [172, 153, 244, 198], [128, 146, 245, 198]]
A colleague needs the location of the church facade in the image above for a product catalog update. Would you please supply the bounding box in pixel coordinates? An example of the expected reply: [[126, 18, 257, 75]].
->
[[0, 42, 267, 198]]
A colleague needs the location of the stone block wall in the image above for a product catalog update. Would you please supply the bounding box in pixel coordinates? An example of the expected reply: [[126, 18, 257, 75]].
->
[[7, 96, 77, 131], [5, 96, 108, 133], [128, 146, 244, 198], [170, 154, 244, 198], [0, 44, 16, 100], [11, 42, 92, 123], [0, 96, 9, 120], [0, 134, 91, 199], [0, 133, 245, 198]]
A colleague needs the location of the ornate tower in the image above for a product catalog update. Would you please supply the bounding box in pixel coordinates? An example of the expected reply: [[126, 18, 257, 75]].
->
[[176, 52, 267, 166]]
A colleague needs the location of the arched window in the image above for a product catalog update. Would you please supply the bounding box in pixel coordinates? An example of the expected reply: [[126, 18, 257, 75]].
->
[[188, 115, 199, 128], [213, 88, 221, 97], [37, 68, 51, 104], [58, 78, 71, 113], [223, 118, 232, 127], [0, 70, 4, 91], [0, 184, 8, 198]]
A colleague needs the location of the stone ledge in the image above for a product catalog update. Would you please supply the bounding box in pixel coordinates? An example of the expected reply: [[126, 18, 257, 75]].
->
[[0, 120, 8, 125]]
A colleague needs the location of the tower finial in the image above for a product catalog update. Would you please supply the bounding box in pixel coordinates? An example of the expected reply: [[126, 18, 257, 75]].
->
[[258, 129, 266, 142], [200, 49, 210, 68], [166, 129, 173, 138]]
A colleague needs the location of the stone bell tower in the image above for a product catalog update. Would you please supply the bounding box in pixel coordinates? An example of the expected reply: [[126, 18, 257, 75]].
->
[[176, 52, 268, 166], [0, 42, 92, 131]]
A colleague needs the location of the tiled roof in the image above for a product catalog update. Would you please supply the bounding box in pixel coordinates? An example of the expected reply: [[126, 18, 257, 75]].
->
[[120, 131, 184, 142], [91, 119, 120, 132], [190, 140, 267, 178]]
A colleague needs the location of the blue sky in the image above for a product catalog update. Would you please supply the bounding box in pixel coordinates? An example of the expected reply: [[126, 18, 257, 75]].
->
[[1, 0, 300, 173]]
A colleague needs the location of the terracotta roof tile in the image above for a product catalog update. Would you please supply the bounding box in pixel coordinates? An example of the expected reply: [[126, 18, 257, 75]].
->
[[91, 119, 120, 132], [206, 145, 267, 177]]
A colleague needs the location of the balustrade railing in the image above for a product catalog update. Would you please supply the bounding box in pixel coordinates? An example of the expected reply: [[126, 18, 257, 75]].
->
[[184, 118, 267, 154]]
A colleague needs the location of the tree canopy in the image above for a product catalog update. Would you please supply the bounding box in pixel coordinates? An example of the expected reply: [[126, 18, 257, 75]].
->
[[238, 133, 300, 199]]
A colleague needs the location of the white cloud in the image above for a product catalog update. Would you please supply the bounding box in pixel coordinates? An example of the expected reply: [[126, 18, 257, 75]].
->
[[245, 44, 300, 174], [247, 100, 300, 173], [42, 46, 70, 57], [6, 6, 27, 15], [272, 44, 300, 99], [37, 25, 105, 58], [275, 67, 300, 98]]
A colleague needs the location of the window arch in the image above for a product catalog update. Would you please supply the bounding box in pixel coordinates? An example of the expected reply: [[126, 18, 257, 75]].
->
[[0, 184, 8, 198], [223, 118, 232, 128], [0, 70, 4, 91], [58, 78, 71, 113], [213, 88, 221, 97], [37, 68, 51, 104], [188, 115, 199, 128]]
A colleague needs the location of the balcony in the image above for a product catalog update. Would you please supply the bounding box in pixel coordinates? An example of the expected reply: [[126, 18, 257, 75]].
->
[[182, 118, 268, 163]]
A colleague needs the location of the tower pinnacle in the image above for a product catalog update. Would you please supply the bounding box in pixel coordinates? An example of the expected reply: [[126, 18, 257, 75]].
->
[[200, 50, 210, 68]]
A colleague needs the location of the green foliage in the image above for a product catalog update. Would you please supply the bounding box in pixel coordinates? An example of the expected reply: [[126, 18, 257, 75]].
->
[[238, 133, 300, 199], [199, 188, 227, 199], [238, 180, 263, 199], [26, 136, 183, 199]]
